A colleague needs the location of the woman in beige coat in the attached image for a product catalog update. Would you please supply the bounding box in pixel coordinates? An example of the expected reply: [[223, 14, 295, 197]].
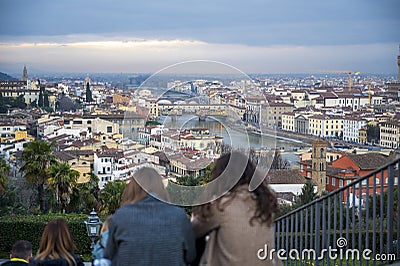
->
[[191, 152, 282, 266]]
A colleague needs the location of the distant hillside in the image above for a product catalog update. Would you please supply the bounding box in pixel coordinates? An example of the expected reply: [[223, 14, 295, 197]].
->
[[0, 72, 16, 80]]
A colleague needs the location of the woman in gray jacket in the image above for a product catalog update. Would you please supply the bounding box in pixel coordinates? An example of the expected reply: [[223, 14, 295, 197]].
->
[[104, 168, 196, 266]]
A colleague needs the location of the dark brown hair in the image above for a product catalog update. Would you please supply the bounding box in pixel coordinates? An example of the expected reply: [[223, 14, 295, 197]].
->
[[35, 218, 77, 266], [197, 152, 279, 226], [11, 240, 32, 260]]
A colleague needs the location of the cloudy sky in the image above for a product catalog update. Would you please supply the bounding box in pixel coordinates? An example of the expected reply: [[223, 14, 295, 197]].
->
[[0, 0, 399, 74]]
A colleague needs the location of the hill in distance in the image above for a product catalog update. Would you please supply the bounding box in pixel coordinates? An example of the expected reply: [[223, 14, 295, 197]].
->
[[0, 72, 16, 81]]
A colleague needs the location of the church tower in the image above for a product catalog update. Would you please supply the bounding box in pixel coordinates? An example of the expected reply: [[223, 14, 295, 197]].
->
[[22, 65, 28, 82], [311, 139, 327, 195], [397, 44, 400, 83]]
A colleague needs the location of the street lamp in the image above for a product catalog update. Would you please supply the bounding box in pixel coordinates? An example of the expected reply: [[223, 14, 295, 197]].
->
[[84, 209, 102, 249]]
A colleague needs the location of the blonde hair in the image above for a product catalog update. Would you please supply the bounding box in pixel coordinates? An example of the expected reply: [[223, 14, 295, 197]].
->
[[100, 216, 112, 235], [35, 218, 77, 266]]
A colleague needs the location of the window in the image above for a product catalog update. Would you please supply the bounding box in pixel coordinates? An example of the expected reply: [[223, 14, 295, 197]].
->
[[87, 120, 92, 124], [107, 126, 112, 133], [332, 178, 335, 186], [339, 180, 343, 187], [326, 177, 329, 184]]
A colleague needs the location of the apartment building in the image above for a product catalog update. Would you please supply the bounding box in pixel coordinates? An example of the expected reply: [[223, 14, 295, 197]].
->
[[342, 116, 367, 143], [308, 115, 343, 138], [380, 120, 400, 149]]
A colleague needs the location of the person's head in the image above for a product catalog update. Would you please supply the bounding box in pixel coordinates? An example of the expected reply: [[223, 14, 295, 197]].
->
[[10, 240, 32, 261], [35, 218, 77, 266], [121, 167, 167, 205], [100, 216, 112, 235], [208, 151, 279, 226]]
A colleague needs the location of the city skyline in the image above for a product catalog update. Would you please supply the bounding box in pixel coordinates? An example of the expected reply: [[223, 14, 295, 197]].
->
[[0, 0, 399, 74]]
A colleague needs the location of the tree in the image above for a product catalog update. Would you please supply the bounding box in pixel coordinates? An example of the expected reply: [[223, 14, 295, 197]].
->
[[366, 124, 380, 144], [85, 82, 93, 103], [270, 149, 290, 170], [297, 181, 317, 205], [0, 185, 26, 215], [0, 159, 10, 194], [48, 162, 79, 213], [0, 93, 7, 113], [13, 95, 27, 109], [19, 140, 56, 213], [57, 95, 78, 112], [38, 87, 44, 107], [70, 173, 100, 213], [43, 92, 50, 108], [99, 180, 127, 214], [277, 181, 318, 217]]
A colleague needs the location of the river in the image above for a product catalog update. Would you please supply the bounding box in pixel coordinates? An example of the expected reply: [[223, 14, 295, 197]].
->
[[160, 114, 310, 169]]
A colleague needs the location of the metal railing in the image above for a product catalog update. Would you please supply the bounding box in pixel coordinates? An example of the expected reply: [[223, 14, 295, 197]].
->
[[274, 157, 400, 265]]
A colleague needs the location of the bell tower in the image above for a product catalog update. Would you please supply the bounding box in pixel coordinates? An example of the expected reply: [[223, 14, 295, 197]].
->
[[311, 139, 327, 195], [22, 65, 28, 82], [397, 44, 400, 83]]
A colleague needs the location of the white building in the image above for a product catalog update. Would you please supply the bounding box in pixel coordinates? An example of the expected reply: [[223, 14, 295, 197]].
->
[[94, 149, 165, 188], [342, 116, 367, 143], [0, 123, 27, 138], [380, 120, 400, 149]]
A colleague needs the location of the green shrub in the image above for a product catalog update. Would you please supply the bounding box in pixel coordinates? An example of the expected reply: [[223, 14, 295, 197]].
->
[[0, 213, 105, 260]]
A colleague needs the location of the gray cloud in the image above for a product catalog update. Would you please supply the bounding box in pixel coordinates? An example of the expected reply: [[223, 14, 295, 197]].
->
[[1, 0, 399, 46]]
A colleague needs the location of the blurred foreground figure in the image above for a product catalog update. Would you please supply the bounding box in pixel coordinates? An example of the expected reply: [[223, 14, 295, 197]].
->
[[3, 240, 32, 266], [191, 151, 282, 266], [104, 167, 196, 266], [29, 218, 84, 266]]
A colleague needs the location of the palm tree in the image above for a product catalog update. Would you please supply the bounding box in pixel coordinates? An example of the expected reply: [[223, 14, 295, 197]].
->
[[48, 162, 79, 213], [71, 173, 100, 212], [99, 180, 127, 214], [0, 159, 10, 194], [19, 140, 56, 213]]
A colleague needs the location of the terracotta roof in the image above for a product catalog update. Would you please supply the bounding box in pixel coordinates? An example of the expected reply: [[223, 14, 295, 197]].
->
[[346, 153, 390, 170], [318, 92, 337, 99], [266, 169, 309, 184], [54, 151, 76, 162], [267, 102, 294, 107], [152, 151, 169, 163], [46, 134, 69, 142], [69, 150, 95, 156]]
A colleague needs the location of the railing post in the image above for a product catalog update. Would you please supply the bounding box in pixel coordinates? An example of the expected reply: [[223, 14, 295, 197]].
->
[[397, 160, 400, 260], [315, 202, 321, 266], [387, 163, 394, 255]]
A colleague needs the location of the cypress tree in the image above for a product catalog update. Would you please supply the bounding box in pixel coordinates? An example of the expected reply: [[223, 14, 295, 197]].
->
[[85, 82, 93, 103], [38, 87, 44, 107]]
